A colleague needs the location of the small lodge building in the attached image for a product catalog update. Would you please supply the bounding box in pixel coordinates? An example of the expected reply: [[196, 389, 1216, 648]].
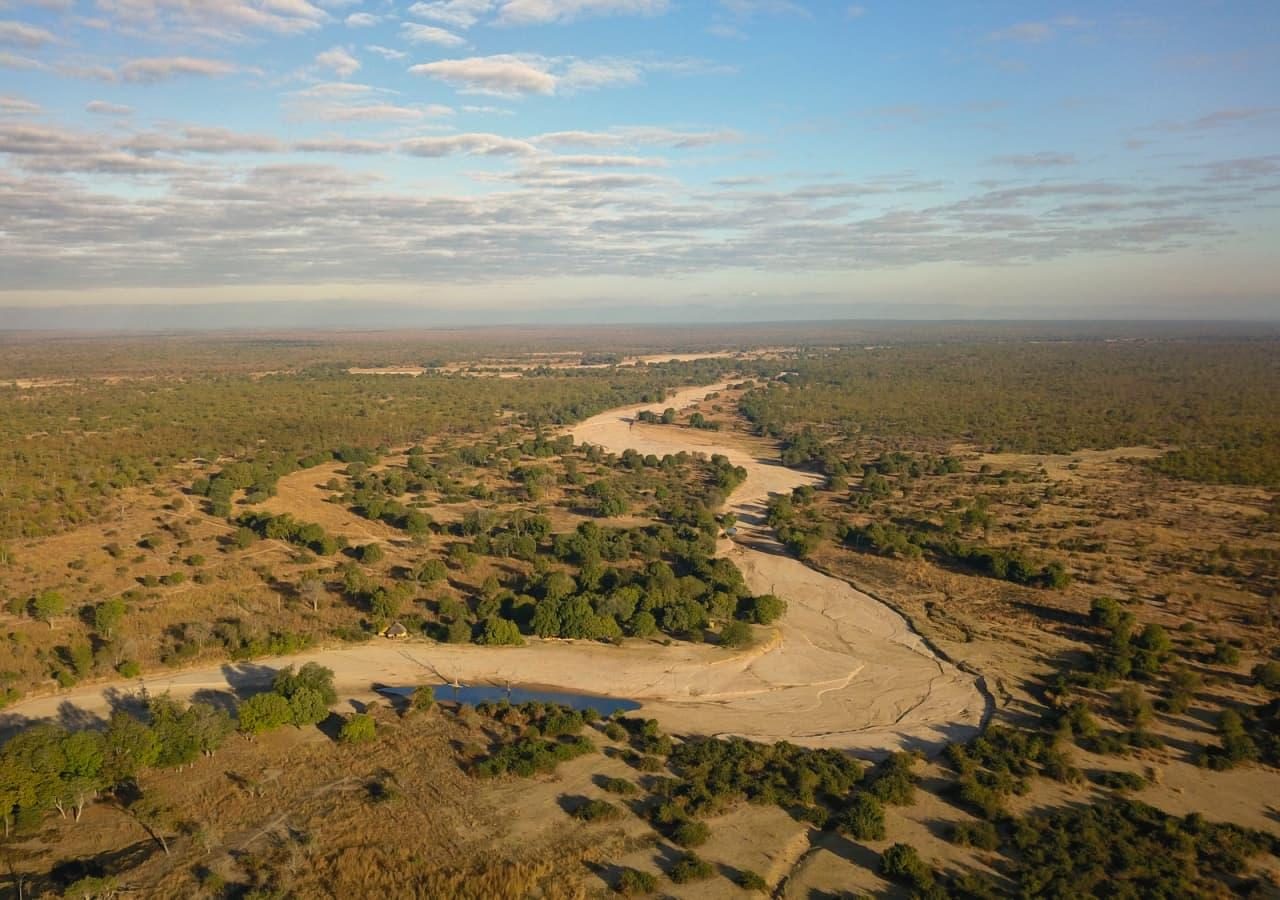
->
[[383, 622, 409, 640]]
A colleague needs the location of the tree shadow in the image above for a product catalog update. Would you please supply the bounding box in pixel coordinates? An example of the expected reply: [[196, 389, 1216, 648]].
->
[[56, 700, 105, 732], [316, 711, 345, 742], [187, 687, 240, 718], [808, 829, 881, 874], [556, 793, 591, 816], [102, 685, 150, 718], [220, 662, 278, 700]]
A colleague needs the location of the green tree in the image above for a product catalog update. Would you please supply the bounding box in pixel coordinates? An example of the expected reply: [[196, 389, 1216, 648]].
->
[[93, 598, 127, 637], [57, 729, 106, 821], [743, 593, 786, 625], [414, 559, 448, 584], [31, 589, 66, 627], [272, 662, 337, 705], [238, 692, 293, 735], [288, 686, 331, 727], [478, 616, 524, 646], [68, 642, 94, 678], [102, 710, 158, 784]]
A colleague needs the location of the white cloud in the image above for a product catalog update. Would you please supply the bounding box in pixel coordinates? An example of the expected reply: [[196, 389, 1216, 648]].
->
[[0, 19, 56, 46], [316, 46, 360, 78], [407, 0, 492, 28], [1156, 107, 1279, 132], [540, 153, 666, 168], [494, 0, 668, 25], [123, 126, 283, 154], [292, 81, 379, 98], [400, 22, 467, 45], [119, 56, 238, 83], [94, 0, 329, 38], [718, 0, 809, 19], [366, 44, 406, 60], [560, 58, 641, 90], [294, 138, 390, 153], [989, 22, 1050, 42], [308, 102, 453, 121], [989, 152, 1078, 168], [987, 16, 1091, 43], [345, 12, 379, 26], [400, 132, 537, 156], [85, 99, 133, 115], [532, 127, 741, 148], [0, 52, 43, 70], [410, 54, 556, 95], [0, 95, 40, 115], [409, 54, 716, 97], [707, 22, 745, 39]]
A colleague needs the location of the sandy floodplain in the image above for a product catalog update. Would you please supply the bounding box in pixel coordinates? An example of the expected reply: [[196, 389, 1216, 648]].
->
[[6, 384, 985, 754]]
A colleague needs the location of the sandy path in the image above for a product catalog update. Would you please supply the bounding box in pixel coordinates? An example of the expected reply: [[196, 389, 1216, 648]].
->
[[5, 384, 984, 754]]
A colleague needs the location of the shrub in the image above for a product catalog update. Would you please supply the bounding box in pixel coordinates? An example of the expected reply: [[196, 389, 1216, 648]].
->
[[1090, 597, 1123, 629], [615, 868, 657, 895], [737, 869, 767, 891], [414, 559, 448, 584], [880, 843, 934, 889], [869, 751, 917, 805], [719, 619, 753, 648], [1114, 685, 1153, 728], [1212, 641, 1240, 666], [572, 799, 622, 823], [411, 685, 435, 711], [339, 713, 376, 744], [1252, 661, 1280, 692], [602, 776, 638, 795], [839, 792, 886, 841], [1094, 770, 1147, 792], [671, 819, 711, 848], [950, 820, 1000, 850], [669, 852, 714, 884]]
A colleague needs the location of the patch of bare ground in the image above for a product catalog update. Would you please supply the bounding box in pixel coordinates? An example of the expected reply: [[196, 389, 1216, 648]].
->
[[256, 461, 402, 545]]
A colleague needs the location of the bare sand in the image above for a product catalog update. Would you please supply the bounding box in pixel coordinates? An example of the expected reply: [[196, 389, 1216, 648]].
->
[[6, 384, 984, 754]]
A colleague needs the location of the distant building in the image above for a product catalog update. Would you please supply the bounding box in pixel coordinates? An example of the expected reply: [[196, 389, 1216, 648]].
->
[[383, 622, 409, 639]]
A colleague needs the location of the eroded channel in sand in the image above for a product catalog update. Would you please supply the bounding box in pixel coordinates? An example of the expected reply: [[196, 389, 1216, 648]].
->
[[5, 384, 984, 754]]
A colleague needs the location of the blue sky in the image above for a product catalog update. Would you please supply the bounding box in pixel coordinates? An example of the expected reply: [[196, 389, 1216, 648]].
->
[[1, 0, 1277, 320]]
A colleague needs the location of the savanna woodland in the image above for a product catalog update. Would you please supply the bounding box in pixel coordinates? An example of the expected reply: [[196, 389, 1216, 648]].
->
[[0, 322, 1277, 899]]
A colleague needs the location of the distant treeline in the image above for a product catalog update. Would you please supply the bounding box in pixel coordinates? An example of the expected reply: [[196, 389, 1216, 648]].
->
[[736, 341, 1280, 487], [0, 360, 728, 538]]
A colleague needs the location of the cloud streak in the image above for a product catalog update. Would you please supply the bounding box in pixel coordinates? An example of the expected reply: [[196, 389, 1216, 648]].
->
[[119, 56, 238, 83]]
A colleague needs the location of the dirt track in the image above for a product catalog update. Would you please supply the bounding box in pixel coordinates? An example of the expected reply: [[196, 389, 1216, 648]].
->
[[6, 384, 984, 754]]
